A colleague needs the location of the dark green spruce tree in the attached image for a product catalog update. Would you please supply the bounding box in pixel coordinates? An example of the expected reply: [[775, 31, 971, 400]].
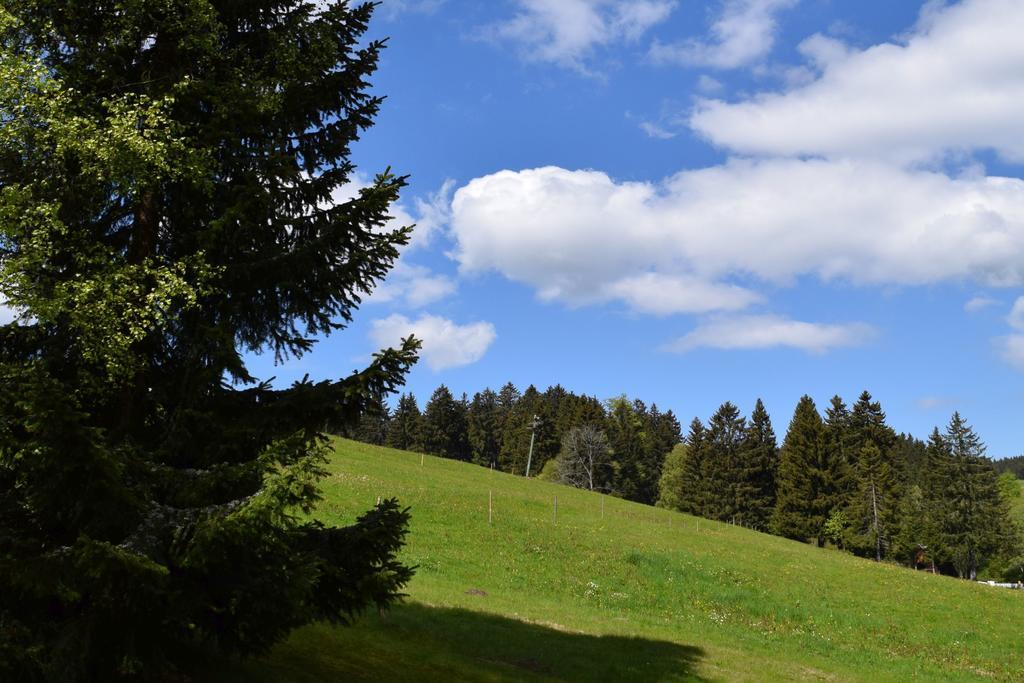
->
[[500, 385, 557, 476], [849, 391, 898, 475], [0, 2, 418, 679], [702, 401, 746, 522], [637, 404, 682, 506], [605, 396, 647, 501], [421, 385, 470, 461], [351, 392, 391, 445], [679, 418, 708, 516], [735, 399, 778, 531], [467, 388, 501, 468], [844, 391, 902, 559], [822, 396, 855, 513], [386, 392, 423, 452], [939, 413, 1012, 579], [920, 427, 954, 571], [773, 396, 829, 545], [847, 442, 899, 561]]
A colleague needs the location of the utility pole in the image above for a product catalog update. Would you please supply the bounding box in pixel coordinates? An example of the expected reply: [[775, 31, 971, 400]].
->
[[524, 414, 541, 477]]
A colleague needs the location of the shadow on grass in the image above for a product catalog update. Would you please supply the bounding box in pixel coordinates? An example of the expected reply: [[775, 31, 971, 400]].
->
[[216, 601, 706, 682]]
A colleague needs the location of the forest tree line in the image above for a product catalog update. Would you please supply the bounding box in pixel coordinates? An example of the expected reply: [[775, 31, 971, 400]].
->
[[344, 383, 682, 506], [659, 392, 1021, 581], [344, 386, 1022, 581]]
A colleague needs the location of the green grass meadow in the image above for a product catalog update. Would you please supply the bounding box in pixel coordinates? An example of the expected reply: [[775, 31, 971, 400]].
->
[[219, 439, 1024, 681]]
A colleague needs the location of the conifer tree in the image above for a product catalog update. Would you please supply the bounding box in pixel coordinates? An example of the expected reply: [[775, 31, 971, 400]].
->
[[494, 382, 520, 470], [0, 2, 415, 677], [499, 385, 556, 475], [543, 384, 571, 436], [892, 433, 929, 489], [735, 399, 778, 531], [352, 392, 391, 445], [386, 392, 423, 452], [773, 396, 828, 544], [638, 404, 682, 506], [845, 391, 902, 557], [680, 418, 708, 515], [849, 391, 898, 471], [421, 385, 470, 461], [893, 483, 929, 568], [847, 442, 898, 561], [703, 402, 746, 522], [467, 388, 501, 468], [822, 396, 855, 512], [920, 427, 954, 572], [939, 413, 1011, 579], [497, 381, 521, 411], [605, 396, 647, 500]]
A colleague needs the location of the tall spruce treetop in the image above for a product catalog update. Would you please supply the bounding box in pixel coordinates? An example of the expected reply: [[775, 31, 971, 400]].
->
[[945, 412, 986, 459], [386, 392, 423, 452], [467, 388, 500, 468], [773, 396, 828, 544], [850, 391, 897, 458], [421, 385, 470, 461], [680, 417, 708, 516], [822, 395, 855, 513], [940, 413, 1010, 579], [703, 401, 746, 522], [1, 2, 417, 678], [736, 399, 778, 531]]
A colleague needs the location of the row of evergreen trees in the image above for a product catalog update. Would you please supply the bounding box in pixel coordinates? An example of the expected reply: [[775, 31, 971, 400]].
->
[[993, 454, 1024, 479], [347, 385, 1019, 579], [657, 391, 1020, 579], [344, 383, 682, 506]]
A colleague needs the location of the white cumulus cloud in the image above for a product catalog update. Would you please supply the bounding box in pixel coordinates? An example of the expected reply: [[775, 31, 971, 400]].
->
[[606, 273, 761, 315], [369, 314, 496, 371], [663, 314, 874, 354], [690, 0, 1024, 163], [367, 262, 456, 309], [449, 163, 1024, 316], [482, 0, 676, 72], [650, 0, 797, 69]]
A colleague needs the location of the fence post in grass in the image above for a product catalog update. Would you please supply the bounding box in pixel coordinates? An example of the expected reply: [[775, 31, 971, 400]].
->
[[553, 495, 558, 525], [420, 452, 424, 467], [601, 496, 604, 520], [489, 490, 493, 525]]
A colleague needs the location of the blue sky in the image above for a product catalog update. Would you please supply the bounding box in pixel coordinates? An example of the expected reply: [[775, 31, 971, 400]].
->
[[249, 0, 1024, 457]]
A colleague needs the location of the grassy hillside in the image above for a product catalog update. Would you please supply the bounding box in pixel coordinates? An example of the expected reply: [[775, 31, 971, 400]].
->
[[218, 439, 1024, 682]]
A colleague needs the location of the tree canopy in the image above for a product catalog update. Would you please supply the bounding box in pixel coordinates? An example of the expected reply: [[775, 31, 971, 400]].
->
[[0, 2, 417, 678]]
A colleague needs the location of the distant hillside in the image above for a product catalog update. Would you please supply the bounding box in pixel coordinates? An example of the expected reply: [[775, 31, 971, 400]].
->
[[993, 454, 1024, 479], [219, 438, 1024, 682]]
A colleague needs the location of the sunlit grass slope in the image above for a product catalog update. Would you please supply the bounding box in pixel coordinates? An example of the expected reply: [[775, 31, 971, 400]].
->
[[222, 439, 1024, 682]]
